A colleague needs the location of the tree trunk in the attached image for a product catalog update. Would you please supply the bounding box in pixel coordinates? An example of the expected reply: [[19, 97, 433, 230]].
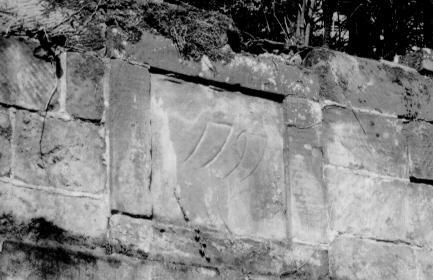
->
[[304, 0, 317, 46], [424, 0, 433, 48], [323, 0, 335, 47]]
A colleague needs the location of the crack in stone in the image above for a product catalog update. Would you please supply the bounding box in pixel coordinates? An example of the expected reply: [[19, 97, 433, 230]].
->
[[110, 210, 153, 220], [173, 188, 190, 222]]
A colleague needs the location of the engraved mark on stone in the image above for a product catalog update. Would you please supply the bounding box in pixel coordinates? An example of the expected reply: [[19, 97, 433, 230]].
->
[[184, 121, 267, 180], [239, 135, 267, 181], [184, 122, 232, 167], [183, 122, 209, 162], [223, 131, 247, 178], [203, 125, 233, 168]]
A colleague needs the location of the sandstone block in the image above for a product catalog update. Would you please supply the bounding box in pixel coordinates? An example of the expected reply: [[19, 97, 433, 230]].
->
[[325, 166, 409, 242], [109, 214, 329, 277], [407, 183, 433, 248], [109, 214, 287, 274], [127, 31, 319, 99], [284, 96, 322, 128], [305, 48, 433, 120], [66, 52, 105, 121], [420, 59, 433, 74], [151, 74, 286, 240], [405, 121, 433, 180], [14, 110, 106, 193], [0, 241, 264, 280], [0, 181, 109, 237], [330, 237, 417, 280], [284, 97, 327, 244], [415, 249, 433, 280], [0, 38, 57, 111], [323, 106, 408, 177], [0, 107, 11, 176], [109, 60, 152, 216], [0, 241, 142, 280]]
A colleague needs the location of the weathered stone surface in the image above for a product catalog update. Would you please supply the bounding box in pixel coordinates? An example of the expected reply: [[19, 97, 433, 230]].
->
[[0, 240, 284, 280], [66, 52, 105, 121], [0, 37, 57, 111], [284, 97, 327, 244], [405, 121, 433, 180], [127, 31, 319, 99], [420, 59, 433, 74], [326, 165, 433, 247], [0, 181, 108, 237], [0, 107, 11, 176], [325, 166, 409, 242], [109, 60, 152, 215], [110, 214, 289, 274], [285, 96, 322, 129], [305, 48, 433, 120], [151, 74, 286, 240], [407, 183, 433, 248], [109, 214, 329, 278], [330, 237, 417, 280], [416, 249, 433, 280], [323, 106, 408, 177], [14, 110, 106, 193], [0, 241, 134, 280]]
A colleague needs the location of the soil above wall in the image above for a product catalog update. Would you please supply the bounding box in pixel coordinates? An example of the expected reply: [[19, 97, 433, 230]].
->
[[2, 0, 242, 61]]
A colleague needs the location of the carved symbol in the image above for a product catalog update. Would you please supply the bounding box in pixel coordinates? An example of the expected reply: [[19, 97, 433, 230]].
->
[[183, 121, 267, 180], [183, 122, 232, 167]]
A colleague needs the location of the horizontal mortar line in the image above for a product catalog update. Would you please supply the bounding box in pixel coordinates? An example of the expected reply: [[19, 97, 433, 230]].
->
[[131, 215, 291, 246], [110, 209, 152, 220], [409, 176, 433, 186], [0, 237, 280, 278], [333, 232, 423, 249], [122, 57, 151, 69], [148, 66, 286, 103], [324, 164, 410, 182], [0, 102, 39, 113], [320, 100, 399, 119], [0, 103, 102, 125], [291, 239, 330, 250], [0, 177, 107, 200]]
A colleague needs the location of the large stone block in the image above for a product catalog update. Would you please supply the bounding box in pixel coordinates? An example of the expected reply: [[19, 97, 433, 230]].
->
[[0, 181, 109, 237], [14, 110, 106, 193], [407, 183, 433, 248], [325, 166, 409, 243], [0, 241, 273, 280], [330, 237, 417, 280], [66, 52, 105, 121], [151, 74, 286, 240], [284, 97, 327, 244], [0, 241, 135, 280], [0, 38, 57, 111], [405, 121, 433, 180], [109, 60, 152, 216], [305, 48, 433, 121], [416, 249, 433, 280], [0, 106, 11, 176], [109, 214, 329, 278], [284, 96, 322, 129], [126, 31, 319, 99], [323, 106, 408, 177], [326, 165, 433, 247]]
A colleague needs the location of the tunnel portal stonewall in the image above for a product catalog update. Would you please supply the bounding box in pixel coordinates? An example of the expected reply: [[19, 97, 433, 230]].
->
[[2, 14, 433, 280]]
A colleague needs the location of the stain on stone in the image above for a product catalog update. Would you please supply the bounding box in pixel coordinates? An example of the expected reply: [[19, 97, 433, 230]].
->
[[0, 241, 99, 279]]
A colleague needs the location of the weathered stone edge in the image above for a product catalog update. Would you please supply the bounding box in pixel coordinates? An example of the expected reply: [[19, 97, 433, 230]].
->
[[0, 213, 328, 278]]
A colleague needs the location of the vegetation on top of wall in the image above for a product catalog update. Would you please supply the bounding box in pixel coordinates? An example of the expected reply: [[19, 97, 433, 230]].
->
[[2, 0, 432, 64], [38, 0, 239, 61]]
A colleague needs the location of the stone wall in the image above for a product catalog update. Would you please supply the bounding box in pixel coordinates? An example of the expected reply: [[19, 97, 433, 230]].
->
[[1, 31, 433, 280]]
